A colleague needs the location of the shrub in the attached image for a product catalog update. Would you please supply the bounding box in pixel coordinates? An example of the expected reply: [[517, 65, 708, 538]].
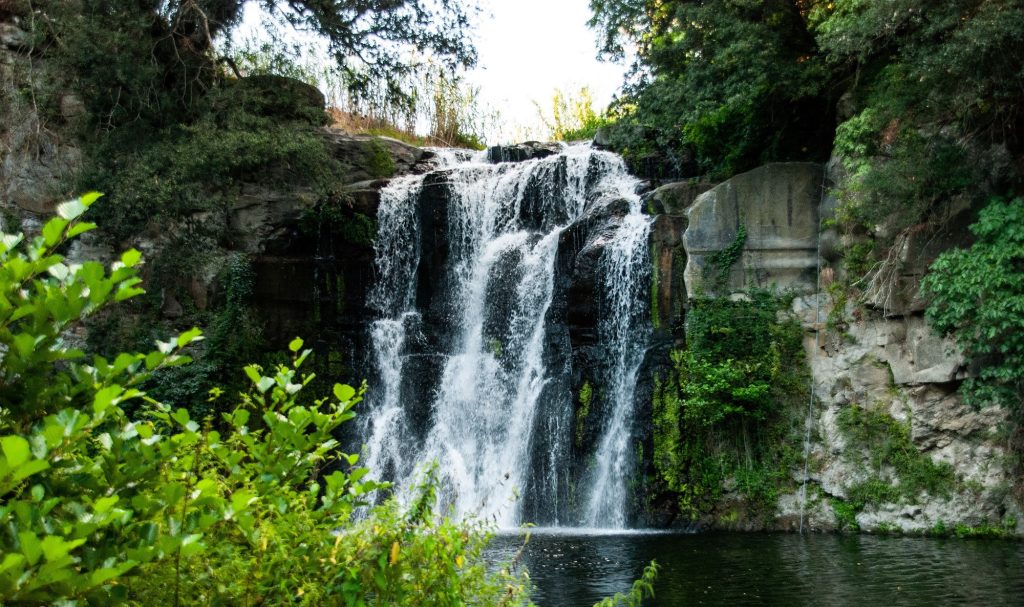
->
[[922, 197, 1024, 410], [0, 195, 529, 605]]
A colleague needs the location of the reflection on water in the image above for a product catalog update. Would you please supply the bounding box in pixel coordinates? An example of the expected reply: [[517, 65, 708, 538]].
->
[[488, 531, 1024, 606]]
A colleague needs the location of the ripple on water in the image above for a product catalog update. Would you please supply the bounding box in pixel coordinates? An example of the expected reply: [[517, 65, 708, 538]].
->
[[487, 532, 1024, 606]]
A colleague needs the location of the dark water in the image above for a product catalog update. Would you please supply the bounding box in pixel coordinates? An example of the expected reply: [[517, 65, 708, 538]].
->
[[489, 530, 1024, 606]]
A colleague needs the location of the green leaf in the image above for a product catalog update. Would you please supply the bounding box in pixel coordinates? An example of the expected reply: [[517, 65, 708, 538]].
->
[[41, 535, 85, 562], [120, 248, 143, 268], [66, 221, 98, 239], [56, 198, 88, 221], [18, 531, 42, 565], [41, 218, 69, 247], [93, 385, 122, 414], [244, 365, 262, 385], [256, 377, 275, 393], [179, 534, 205, 558], [1, 435, 31, 467], [94, 496, 119, 514], [289, 337, 304, 352], [79, 191, 104, 206], [176, 327, 203, 348], [334, 384, 356, 403]]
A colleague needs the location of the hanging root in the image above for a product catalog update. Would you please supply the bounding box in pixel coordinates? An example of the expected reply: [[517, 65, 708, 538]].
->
[[855, 224, 924, 316]]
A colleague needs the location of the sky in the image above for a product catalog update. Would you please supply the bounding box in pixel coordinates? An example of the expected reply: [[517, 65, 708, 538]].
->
[[236, 0, 628, 142], [467, 0, 628, 140]]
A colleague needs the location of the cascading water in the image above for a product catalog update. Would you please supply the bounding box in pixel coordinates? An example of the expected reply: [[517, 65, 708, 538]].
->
[[583, 202, 652, 528], [362, 144, 651, 529]]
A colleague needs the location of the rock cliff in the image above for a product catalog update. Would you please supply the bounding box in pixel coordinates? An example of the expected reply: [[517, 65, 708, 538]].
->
[[646, 159, 1022, 535]]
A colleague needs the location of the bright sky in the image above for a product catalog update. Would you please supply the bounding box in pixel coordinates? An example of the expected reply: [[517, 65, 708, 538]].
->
[[468, 0, 627, 141], [236, 0, 627, 143]]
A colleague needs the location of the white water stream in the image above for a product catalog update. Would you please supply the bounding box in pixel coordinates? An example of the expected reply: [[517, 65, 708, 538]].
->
[[362, 144, 650, 529]]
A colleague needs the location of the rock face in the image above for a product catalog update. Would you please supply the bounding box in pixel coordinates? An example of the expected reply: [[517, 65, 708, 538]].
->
[[683, 163, 824, 297], [0, 14, 82, 221], [648, 159, 1021, 536], [775, 298, 1020, 534]]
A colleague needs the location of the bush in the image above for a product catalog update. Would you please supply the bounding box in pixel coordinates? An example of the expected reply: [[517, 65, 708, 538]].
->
[[922, 197, 1024, 409], [0, 195, 529, 605], [651, 290, 806, 520]]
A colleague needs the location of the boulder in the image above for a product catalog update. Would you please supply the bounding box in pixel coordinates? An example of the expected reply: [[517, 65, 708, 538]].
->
[[682, 163, 824, 297], [486, 141, 562, 164], [646, 180, 716, 216], [320, 129, 426, 182]]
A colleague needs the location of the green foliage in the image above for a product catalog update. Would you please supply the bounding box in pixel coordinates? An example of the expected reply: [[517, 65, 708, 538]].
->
[[681, 291, 803, 424], [831, 499, 860, 532], [592, 560, 659, 607], [576, 381, 594, 448], [814, 0, 1024, 275], [590, 0, 835, 178], [82, 96, 341, 244], [833, 404, 957, 529], [537, 86, 612, 142], [0, 202, 532, 605], [651, 290, 806, 520], [703, 224, 747, 292], [922, 197, 1024, 410], [364, 140, 398, 179]]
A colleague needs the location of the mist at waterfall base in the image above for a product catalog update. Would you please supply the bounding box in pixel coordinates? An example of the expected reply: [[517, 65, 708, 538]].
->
[[361, 144, 650, 528], [488, 531, 1024, 606]]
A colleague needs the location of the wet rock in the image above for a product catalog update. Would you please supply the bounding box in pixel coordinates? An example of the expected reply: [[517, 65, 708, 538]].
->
[[486, 141, 562, 164]]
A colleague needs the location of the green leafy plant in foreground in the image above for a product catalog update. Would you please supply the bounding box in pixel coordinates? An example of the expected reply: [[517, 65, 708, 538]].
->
[[0, 194, 531, 605]]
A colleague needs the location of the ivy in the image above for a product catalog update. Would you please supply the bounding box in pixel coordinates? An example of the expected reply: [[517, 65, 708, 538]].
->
[[703, 224, 747, 292]]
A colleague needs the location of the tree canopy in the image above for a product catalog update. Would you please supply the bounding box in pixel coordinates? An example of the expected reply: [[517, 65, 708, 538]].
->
[[32, 0, 477, 130]]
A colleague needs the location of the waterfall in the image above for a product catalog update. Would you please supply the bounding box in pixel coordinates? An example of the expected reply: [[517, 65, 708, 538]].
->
[[584, 203, 652, 528], [362, 144, 650, 529]]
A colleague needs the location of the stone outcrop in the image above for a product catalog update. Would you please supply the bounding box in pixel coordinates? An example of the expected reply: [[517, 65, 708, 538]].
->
[[648, 158, 1021, 536], [773, 297, 1021, 534], [486, 141, 561, 164], [0, 13, 82, 222], [683, 163, 824, 297]]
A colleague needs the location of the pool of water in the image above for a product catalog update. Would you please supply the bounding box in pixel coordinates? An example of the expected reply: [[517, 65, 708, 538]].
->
[[488, 530, 1024, 606]]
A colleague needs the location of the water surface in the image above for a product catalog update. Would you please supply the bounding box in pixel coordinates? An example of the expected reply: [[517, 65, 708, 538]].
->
[[489, 531, 1024, 606]]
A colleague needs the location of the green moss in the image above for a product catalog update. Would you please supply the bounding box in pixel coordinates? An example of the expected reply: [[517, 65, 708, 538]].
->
[[650, 246, 661, 329], [833, 404, 959, 526], [365, 140, 397, 178], [575, 381, 593, 448], [832, 499, 860, 532], [837, 404, 956, 499], [651, 289, 808, 521], [487, 338, 503, 358]]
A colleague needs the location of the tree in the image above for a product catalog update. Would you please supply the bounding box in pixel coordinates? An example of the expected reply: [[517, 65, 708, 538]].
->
[[588, 0, 835, 177], [39, 0, 477, 130]]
